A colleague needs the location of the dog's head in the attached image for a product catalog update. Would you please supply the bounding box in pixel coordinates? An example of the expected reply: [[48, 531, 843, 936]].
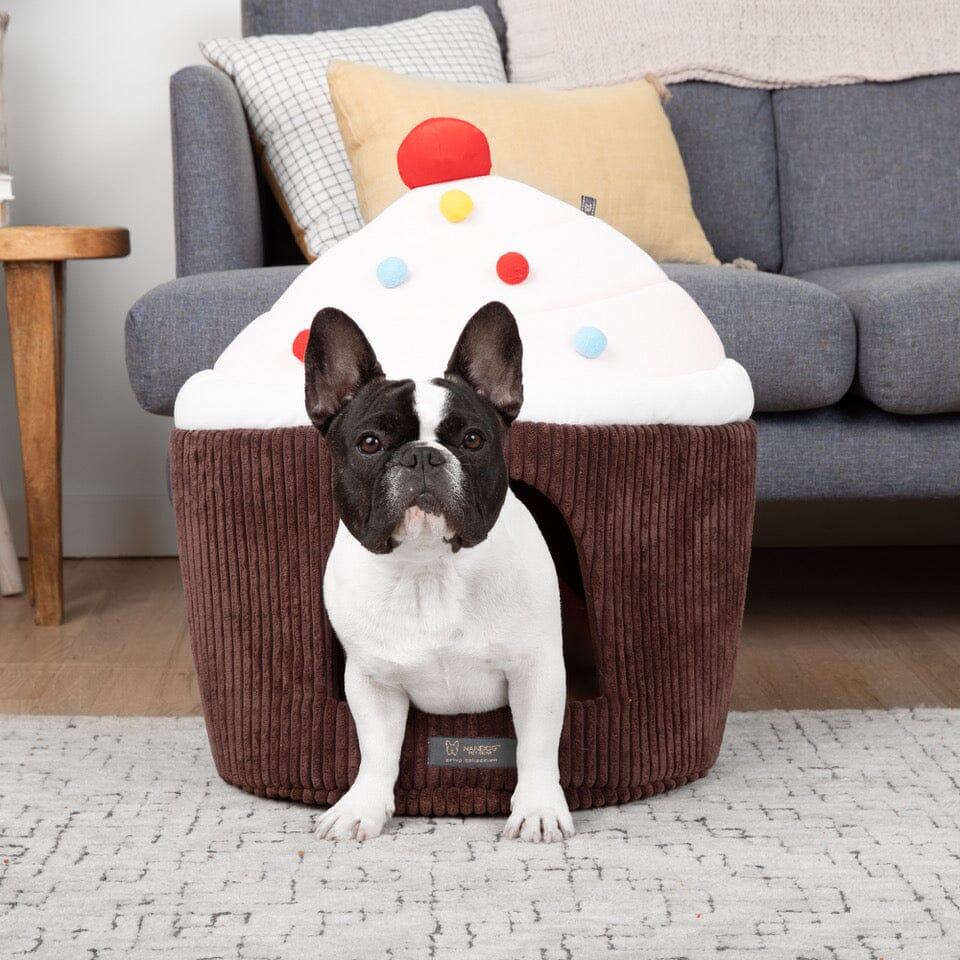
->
[[304, 301, 523, 555]]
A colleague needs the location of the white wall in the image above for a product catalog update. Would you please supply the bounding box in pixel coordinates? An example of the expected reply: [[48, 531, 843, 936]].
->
[[0, 0, 239, 556]]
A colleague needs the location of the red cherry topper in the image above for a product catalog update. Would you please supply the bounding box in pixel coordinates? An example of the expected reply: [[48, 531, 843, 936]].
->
[[397, 118, 492, 189]]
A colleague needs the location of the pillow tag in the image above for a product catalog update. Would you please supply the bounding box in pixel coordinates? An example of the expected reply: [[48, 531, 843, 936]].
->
[[427, 736, 517, 767], [581, 195, 597, 215]]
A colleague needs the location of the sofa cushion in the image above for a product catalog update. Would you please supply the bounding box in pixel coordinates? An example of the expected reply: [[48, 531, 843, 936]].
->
[[204, 8, 506, 261], [800, 262, 960, 415], [125, 267, 306, 416], [663, 264, 854, 412], [665, 83, 781, 272], [775, 76, 960, 275]]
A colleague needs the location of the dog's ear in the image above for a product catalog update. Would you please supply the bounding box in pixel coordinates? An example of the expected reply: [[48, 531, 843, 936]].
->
[[304, 307, 384, 434], [445, 301, 523, 424]]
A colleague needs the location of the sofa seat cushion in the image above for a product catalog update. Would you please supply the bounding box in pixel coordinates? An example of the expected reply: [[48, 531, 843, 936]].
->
[[125, 266, 306, 416], [130, 263, 855, 419], [663, 264, 854, 412], [800, 262, 960, 415]]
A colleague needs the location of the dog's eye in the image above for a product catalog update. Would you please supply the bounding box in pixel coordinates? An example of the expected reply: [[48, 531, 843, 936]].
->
[[357, 434, 382, 454], [462, 431, 484, 451]]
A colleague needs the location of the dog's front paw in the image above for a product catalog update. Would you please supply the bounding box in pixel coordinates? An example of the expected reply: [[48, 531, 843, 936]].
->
[[503, 782, 575, 843], [315, 784, 395, 841]]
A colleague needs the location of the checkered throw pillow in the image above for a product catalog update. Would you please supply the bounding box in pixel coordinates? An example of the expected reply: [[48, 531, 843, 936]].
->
[[202, 7, 505, 260]]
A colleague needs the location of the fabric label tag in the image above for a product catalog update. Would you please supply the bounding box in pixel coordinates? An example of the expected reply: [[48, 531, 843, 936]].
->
[[580, 195, 597, 215], [427, 736, 517, 768]]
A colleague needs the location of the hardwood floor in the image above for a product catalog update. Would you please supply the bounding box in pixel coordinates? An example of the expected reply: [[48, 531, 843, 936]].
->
[[0, 558, 199, 715], [1, 548, 958, 715], [733, 546, 960, 709]]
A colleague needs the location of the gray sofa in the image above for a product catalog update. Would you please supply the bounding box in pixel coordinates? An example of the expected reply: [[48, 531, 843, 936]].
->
[[125, 0, 960, 502]]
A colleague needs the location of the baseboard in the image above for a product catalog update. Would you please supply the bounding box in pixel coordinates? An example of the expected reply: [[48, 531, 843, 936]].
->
[[753, 498, 960, 547], [6, 495, 179, 558]]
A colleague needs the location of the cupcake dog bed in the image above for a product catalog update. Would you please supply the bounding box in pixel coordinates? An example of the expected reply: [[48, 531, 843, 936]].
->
[[171, 119, 756, 816]]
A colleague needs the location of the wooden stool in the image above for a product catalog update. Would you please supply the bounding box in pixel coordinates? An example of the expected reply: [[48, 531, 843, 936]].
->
[[2, 226, 130, 625]]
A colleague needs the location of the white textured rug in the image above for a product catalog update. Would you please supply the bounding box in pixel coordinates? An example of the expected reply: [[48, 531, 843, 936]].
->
[[2, 710, 958, 959]]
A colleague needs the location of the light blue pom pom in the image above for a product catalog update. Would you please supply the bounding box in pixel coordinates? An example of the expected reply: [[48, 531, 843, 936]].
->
[[376, 256, 409, 288], [572, 325, 607, 359]]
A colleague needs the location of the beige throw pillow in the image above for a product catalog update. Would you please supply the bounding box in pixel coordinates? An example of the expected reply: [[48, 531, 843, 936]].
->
[[327, 59, 718, 264]]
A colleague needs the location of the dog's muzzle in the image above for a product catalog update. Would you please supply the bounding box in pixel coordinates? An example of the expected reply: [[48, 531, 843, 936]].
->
[[394, 443, 457, 514]]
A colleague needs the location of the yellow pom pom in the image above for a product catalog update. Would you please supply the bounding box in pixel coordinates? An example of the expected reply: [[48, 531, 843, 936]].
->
[[439, 189, 473, 223]]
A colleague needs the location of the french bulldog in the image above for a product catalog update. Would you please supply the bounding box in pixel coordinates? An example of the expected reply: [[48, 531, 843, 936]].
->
[[304, 300, 574, 843]]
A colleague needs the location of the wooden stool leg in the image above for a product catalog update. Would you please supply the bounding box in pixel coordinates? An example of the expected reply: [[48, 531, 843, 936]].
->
[[6, 261, 63, 625]]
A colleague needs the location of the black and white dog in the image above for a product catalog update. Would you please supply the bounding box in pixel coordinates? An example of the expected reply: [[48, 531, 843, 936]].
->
[[304, 301, 574, 843]]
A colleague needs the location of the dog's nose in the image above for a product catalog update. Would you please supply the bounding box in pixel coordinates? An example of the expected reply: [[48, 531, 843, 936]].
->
[[399, 445, 447, 469]]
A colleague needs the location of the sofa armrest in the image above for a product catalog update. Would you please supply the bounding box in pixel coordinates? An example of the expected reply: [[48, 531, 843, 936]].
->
[[171, 64, 264, 277], [125, 266, 307, 415]]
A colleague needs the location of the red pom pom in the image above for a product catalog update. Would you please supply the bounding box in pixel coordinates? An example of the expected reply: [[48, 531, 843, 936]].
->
[[397, 118, 492, 189], [292, 329, 309, 363], [496, 252, 529, 285]]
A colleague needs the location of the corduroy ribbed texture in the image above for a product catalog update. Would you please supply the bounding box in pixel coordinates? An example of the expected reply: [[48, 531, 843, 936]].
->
[[171, 421, 756, 815]]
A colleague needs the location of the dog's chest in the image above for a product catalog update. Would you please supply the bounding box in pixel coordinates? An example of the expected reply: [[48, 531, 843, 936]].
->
[[325, 533, 512, 713]]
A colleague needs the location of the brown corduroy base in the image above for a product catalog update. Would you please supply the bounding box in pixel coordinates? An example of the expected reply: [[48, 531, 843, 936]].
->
[[170, 421, 756, 815]]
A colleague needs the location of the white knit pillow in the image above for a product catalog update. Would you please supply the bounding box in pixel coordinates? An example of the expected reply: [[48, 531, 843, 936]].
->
[[202, 7, 505, 260]]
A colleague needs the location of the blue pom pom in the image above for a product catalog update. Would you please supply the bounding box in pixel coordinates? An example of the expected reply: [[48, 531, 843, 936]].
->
[[572, 326, 607, 359], [376, 256, 409, 288]]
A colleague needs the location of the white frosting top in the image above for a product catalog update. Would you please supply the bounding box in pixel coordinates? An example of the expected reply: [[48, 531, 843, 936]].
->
[[174, 175, 753, 429]]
